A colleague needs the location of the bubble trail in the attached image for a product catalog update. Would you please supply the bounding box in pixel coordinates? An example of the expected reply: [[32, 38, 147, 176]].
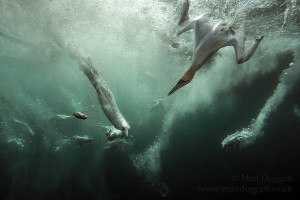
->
[[222, 61, 300, 151], [12, 116, 35, 136], [51, 34, 130, 140]]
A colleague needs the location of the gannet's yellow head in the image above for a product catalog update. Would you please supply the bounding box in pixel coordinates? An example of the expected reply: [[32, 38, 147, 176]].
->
[[168, 66, 196, 96]]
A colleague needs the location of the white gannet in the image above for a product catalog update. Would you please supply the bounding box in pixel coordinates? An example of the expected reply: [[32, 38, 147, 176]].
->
[[80, 57, 130, 140], [52, 36, 130, 140], [168, 0, 264, 95]]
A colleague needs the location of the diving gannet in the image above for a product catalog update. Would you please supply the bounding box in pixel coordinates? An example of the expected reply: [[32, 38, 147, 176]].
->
[[52, 36, 130, 140], [79, 57, 130, 139], [168, 0, 264, 95]]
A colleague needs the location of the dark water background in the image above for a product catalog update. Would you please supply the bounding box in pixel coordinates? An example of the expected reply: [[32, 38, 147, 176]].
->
[[1, 0, 300, 199]]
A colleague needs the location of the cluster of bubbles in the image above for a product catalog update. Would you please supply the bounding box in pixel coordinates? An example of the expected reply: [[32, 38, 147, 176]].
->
[[222, 61, 300, 151]]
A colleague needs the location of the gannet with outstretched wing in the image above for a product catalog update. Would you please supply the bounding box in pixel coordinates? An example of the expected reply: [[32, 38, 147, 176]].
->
[[168, 0, 264, 95]]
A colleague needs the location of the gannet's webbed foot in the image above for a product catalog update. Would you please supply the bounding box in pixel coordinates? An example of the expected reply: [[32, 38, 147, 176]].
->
[[221, 130, 252, 152], [234, 34, 264, 64]]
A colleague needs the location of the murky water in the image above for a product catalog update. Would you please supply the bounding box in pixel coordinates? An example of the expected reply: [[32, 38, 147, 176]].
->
[[0, 0, 299, 199]]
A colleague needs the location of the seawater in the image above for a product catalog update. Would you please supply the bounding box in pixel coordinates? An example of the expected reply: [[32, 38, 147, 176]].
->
[[0, 0, 299, 199]]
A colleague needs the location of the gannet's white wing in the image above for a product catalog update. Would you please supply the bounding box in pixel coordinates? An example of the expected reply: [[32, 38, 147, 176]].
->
[[194, 14, 212, 45]]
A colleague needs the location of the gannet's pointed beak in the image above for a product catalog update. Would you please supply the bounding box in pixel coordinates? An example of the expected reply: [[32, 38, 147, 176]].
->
[[168, 79, 189, 96], [168, 65, 195, 96]]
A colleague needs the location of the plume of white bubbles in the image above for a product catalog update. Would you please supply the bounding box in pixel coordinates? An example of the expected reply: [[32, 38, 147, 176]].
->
[[222, 60, 300, 151], [133, 111, 174, 197]]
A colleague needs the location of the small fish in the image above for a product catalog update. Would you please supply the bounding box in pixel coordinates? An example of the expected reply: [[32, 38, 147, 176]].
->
[[102, 138, 129, 151], [72, 135, 93, 146], [73, 112, 88, 120]]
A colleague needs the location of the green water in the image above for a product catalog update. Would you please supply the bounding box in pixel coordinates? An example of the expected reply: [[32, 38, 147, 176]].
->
[[0, 0, 299, 199]]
